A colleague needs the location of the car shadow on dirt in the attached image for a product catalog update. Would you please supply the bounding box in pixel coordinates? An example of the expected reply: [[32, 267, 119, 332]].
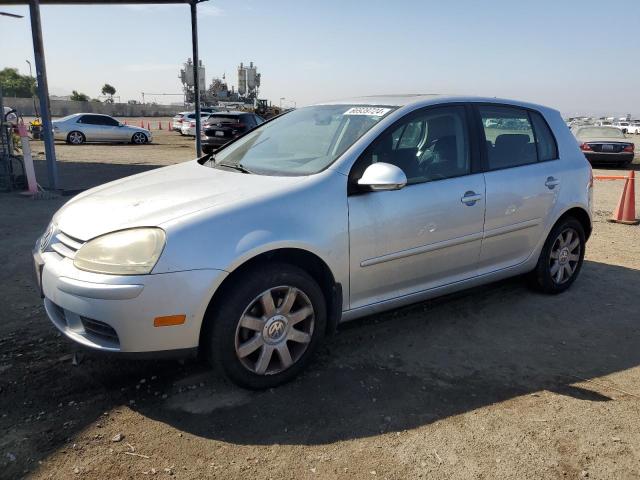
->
[[129, 259, 640, 445]]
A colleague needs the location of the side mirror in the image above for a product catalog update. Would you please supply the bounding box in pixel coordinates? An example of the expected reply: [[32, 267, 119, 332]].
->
[[118, 123, 124, 127], [357, 162, 407, 191]]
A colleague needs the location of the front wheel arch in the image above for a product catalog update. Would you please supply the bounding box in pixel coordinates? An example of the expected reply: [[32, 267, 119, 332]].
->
[[199, 248, 341, 352]]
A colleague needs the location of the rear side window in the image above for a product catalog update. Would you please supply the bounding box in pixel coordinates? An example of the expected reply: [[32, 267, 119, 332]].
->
[[78, 115, 96, 124], [479, 106, 537, 170], [530, 111, 558, 161]]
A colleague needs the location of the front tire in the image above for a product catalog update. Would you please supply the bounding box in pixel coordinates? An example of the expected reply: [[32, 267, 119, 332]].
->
[[529, 217, 585, 294], [131, 132, 148, 144], [204, 263, 326, 389]]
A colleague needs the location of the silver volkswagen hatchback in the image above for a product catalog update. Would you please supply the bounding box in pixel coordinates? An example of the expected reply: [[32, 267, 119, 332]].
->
[[34, 95, 592, 389]]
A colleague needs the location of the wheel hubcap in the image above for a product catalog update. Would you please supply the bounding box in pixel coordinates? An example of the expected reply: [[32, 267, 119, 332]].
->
[[235, 286, 314, 376], [549, 228, 581, 284]]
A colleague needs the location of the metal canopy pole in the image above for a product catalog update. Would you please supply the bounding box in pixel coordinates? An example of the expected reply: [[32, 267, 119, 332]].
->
[[190, 0, 202, 156], [29, 0, 58, 189]]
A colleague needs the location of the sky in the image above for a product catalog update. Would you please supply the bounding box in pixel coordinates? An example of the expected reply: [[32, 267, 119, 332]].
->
[[1, 0, 639, 117]]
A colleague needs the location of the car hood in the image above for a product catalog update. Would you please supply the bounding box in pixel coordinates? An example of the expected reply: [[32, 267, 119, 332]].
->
[[53, 160, 306, 241]]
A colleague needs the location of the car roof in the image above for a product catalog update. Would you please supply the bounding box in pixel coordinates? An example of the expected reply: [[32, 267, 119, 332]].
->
[[316, 94, 555, 113]]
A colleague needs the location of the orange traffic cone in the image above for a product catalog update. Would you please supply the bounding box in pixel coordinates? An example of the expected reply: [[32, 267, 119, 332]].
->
[[140, 120, 144, 128], [609, 171, 638, 225], [158, 121, 163, 130], [124, 120, 128, 125], [147, 122, 151, 130]]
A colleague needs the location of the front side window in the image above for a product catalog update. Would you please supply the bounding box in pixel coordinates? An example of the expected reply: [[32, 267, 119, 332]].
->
[[207, 104, 395, 176], [480, 106, 537, 170], [355, 105, 470, 184]]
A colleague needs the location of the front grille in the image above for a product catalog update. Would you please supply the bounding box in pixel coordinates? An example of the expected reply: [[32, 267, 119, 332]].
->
[[50, 231, 84, 259], [588, 143, 626, 153], [81, 316, 119, 343]]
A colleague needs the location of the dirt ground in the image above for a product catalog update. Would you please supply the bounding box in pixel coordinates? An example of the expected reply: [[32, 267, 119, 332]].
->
[[1, 122, 640, 479]]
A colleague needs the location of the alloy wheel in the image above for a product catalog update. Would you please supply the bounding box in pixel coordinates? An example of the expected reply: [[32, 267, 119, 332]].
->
[[68, 132, 84, 144], [132, 132, 147, 144], [234, 286, 315, 376], [549, 227, 581, 284]]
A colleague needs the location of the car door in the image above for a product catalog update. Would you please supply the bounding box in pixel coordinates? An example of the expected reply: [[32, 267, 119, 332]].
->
[[75, 115, 102, 141], [348, 104, 486, 309], [475, 104, 560, 273], [98, 115, 122, 141]]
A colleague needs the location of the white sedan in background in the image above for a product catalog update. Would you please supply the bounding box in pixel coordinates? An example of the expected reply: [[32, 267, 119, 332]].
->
[[180, 113, 212, 136], [53, 113, 152, 145]]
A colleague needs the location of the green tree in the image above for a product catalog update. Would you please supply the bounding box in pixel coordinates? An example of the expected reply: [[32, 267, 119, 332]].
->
[[70, 90, 89, 102], [101, 83, 116, 103], [0, 68, 36, 97]]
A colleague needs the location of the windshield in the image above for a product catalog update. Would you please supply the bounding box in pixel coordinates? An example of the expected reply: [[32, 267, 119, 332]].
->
[[578, 127, 625, 139], [207, 104, 395, 175]]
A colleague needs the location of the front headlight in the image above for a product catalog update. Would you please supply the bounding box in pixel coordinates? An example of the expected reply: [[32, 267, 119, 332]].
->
[[74, 228, 166, 275]]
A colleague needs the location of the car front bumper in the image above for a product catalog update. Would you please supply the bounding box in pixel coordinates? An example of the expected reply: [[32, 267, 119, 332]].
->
[[33, 245, 227, 354]]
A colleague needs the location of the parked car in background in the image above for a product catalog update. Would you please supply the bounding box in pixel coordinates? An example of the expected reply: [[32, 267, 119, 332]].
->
[[172, 109, 218, 133], [625, 122, 640, 135], [35, 95, 592, 389], [572, 126, 635, 166], [201, 112, 265, 154], [52, 113, 152, 145], [612, 121, 630, 134], [180, 113, 215, 136], [171, 112, 190, 131]]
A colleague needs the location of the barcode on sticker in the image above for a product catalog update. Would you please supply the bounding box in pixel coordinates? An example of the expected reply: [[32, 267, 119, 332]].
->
[[344, 107, 391, 117]]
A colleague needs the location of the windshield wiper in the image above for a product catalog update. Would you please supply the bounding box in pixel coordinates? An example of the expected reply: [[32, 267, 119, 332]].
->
[[217, 162, 253, 174]]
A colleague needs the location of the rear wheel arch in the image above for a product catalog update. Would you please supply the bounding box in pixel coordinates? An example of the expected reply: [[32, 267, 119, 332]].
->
[[199, 248, 342, 350], [555, 206, 592, 240]]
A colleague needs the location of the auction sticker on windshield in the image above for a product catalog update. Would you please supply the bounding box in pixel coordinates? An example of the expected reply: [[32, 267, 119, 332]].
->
[[343, 107, 391, 116]]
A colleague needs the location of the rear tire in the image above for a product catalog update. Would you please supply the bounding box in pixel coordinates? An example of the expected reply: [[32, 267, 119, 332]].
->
[[66, 131, 85, 145], [528, 217, 585, 294], [204, 263, 326, 389]]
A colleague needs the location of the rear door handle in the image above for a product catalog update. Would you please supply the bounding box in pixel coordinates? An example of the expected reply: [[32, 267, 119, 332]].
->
[[545, 176, 560, 189], [461, 191, 483, 205]]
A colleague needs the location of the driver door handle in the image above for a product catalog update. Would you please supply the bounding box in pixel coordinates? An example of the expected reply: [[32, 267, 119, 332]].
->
[[545, 176, 560, 189], [461, 191, 483, 205]]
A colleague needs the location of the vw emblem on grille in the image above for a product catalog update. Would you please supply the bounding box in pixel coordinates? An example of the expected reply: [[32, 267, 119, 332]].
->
[[39, 223, 55, 252]]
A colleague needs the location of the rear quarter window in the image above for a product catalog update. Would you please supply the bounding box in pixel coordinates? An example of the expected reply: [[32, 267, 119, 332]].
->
[[530, 111, 558, 161]]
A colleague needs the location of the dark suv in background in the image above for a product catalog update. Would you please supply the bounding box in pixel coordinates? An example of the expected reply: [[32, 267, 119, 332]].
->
[[201, 112, 265, 154]]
